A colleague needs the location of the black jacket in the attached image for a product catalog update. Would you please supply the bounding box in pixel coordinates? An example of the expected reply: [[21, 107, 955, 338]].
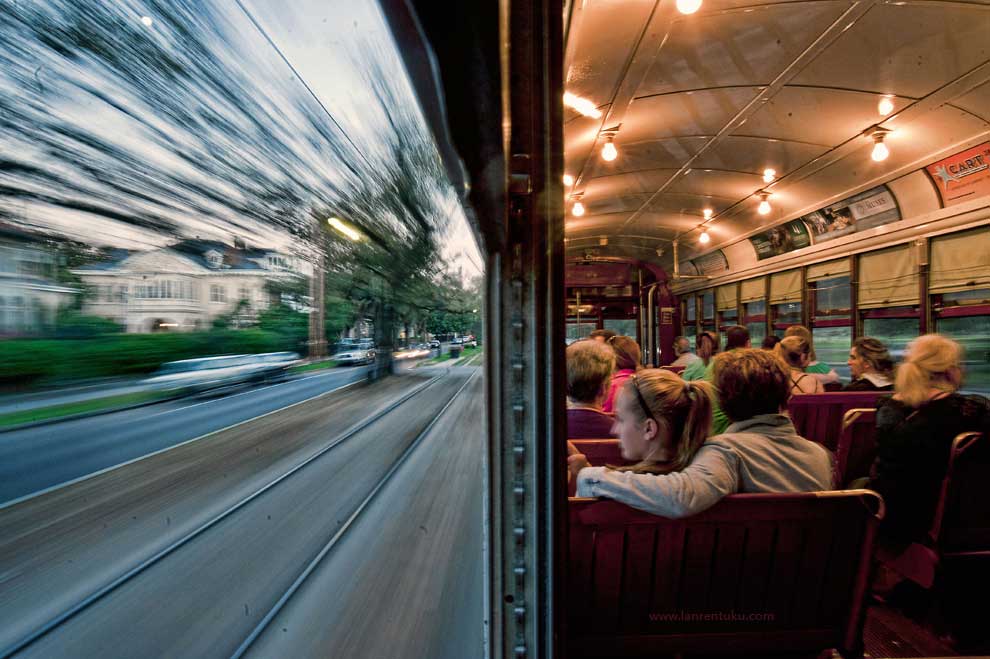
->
[[869, 393, 990, 546]]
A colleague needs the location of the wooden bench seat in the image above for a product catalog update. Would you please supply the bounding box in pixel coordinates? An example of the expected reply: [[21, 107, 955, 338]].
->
[[568, 491, 883, 658]]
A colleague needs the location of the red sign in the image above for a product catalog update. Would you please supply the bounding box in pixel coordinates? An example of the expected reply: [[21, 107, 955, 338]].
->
[[926, 142, 990, 207]]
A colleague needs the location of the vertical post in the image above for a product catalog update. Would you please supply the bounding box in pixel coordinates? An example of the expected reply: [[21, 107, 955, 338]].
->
[[917, 237, 930, 335], [488, 0, 563, 657], [850, 256, 860, 340], [308, 223, 326, 359]]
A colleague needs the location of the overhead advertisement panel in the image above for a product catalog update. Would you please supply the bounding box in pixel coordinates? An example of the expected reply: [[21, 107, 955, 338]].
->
[[926, 142, 990, 207], [691, 250, 729, 275], [802, 185, 900, 244], [749, 220, 811, 261]]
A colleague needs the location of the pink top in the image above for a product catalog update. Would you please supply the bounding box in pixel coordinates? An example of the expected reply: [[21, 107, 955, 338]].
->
[[602, 369, 635, 413]]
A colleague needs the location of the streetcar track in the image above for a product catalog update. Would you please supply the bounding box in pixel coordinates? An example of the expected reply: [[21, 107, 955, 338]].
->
[[232, 367, 482, 658], [0, 371, 452, 659]]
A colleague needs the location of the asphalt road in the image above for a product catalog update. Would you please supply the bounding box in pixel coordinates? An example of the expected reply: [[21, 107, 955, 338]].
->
[[0, 365, 372, 505], [6, 368, 482, 658]]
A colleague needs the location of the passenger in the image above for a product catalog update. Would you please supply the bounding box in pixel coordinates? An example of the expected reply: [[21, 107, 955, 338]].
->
[[572, 349, 833, 517], [568, 369, 712, 487], [778, 336, 824, 395], [681, 331, 717, 381], [863, 335, 990, 550], [783, 325, 839, 385], [667, 336, 700, 368], [566, 339, 616, 438], [602, 335, 642, 413], [589, 328, 617, 344], [761, 335, 781, 351], [688, 325, 748, 434], [844, 337, 894, 391]]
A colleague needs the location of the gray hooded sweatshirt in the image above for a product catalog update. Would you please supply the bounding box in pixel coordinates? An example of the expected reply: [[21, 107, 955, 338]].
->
[[575, 414, 833, 518]]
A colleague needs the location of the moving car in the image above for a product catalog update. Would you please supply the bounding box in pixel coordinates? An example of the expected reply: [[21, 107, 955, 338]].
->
[[332, 340, 376, 365]]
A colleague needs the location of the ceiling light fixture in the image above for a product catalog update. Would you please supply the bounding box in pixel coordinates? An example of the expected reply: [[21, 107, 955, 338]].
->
[[757, 192, 772, 215], [600, 134, 618, 162], [877, 96, 895, 117], [571, 194, 586, 217], [563, 92, 602, 119], [699, 230, 711, 244], [676, 0, 703, 14], [763, 168, 776, 183], [871, 129, 890, 162], [563, 174, 574, 186], [702, 208, 713, 220], [599, 236, 608, 246]]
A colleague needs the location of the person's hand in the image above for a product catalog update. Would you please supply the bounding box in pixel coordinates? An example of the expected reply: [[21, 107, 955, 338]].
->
[[567, 440, 580, 457], [567, 452, 591, 483]]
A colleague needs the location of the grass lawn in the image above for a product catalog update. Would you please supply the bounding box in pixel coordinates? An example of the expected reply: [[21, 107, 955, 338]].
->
[[0, 389, 173, 429], [288, 360, 338, 374]]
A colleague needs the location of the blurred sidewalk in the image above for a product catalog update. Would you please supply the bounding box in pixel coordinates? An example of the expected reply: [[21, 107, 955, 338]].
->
[[0, 378, 149, 415]]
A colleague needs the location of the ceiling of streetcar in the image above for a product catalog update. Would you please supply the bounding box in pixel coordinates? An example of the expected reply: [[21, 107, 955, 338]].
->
[[562, 0, 990, 272]]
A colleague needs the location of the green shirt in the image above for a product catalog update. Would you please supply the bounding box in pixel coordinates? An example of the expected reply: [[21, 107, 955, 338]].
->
[[683, 359, 730, 435]]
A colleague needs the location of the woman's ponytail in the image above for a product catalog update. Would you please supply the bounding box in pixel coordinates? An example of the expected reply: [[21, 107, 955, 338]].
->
[[673, 379, 714, 471]]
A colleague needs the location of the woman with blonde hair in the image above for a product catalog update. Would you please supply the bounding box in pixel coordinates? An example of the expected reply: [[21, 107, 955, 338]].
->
[[568, 369, 713, 495], [783, 325, 839, 385], [778, 336, 824, 395], [866, 334, 990, 551], [602, 335, 642, 413]]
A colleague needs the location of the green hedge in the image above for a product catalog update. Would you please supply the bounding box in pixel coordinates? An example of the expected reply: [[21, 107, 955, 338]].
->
[[0, 330, 293, 385]]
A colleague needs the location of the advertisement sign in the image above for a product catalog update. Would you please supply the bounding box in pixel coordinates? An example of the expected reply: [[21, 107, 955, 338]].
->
[[749, 220, 811, 261], [926, 142, 990, 207], [565, 262, 631, 286], [691, 250, 729, 275], [802, 185, 900, 243]]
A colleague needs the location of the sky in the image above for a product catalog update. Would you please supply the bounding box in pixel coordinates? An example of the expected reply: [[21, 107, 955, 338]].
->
[[0, 0, 482, 280]]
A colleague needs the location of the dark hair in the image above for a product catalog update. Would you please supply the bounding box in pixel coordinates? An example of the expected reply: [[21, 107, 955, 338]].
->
[[761, 335, 781, 350], [589, 329, 617, 341], [712, 348, 791, 422], [725, 325, 750, 350], [852, 336, 894, 377], [696, 331, 718, 365], [608, 335, 642, 371]]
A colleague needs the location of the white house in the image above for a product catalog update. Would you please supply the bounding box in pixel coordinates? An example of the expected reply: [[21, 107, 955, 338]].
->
[[74, 239, 308, 333], [0, 225, 76, 336]]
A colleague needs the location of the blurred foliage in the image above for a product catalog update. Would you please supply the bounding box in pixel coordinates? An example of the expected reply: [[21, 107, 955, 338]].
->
[[53, 308, 124, 338], [0, 329, 289, 386]]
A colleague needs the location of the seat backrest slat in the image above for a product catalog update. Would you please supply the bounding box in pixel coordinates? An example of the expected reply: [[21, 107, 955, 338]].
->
[[836, 408, 878, 487], [568, 492, 882, 657], [788, 392, 888, 449]]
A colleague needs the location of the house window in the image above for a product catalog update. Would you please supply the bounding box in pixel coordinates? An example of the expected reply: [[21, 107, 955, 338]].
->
[[210, 285, 226, 302], [238, 287, 250, 301], [207, 251, 223, 268]]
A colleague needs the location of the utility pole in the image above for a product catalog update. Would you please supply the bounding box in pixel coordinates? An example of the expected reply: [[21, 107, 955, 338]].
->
[[308, 217, 326, 359]]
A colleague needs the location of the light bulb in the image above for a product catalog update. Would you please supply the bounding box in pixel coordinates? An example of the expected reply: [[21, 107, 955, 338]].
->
[[763, 168, 776, 183], [703, 208, 713, 220], [563, 92, 602, 119], [572, 201, 585, 217], [878, 96, 894, 117], [757, 194, 771, 215], [676, 0, 703, 14], [601, 138, 618, 162], [563, 174, 574, 186], [871, 136, 889, 162], [699, 230, 710, 244]]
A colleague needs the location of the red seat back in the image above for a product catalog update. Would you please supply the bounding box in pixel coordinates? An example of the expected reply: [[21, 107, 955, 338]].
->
[[933, 432, 990, 554], [787, 392, 888, 450], [568, 491, 882, 658], [569, 439, 627, 466], [835, 408, 877, 488]]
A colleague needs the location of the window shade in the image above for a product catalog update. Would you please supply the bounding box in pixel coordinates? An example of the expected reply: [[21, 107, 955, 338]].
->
[[739, 278, 765, 303], [716, 283, 737, 311], [930, 227, 990, 294], [858, 245, 918, 309], [769, 270, 802, 304], [806, 258, 851, 282]]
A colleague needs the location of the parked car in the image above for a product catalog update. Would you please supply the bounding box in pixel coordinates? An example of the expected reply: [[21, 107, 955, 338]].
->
[[428, 340, 441, 349], [143, 354, 269, 396], [463, 337, 478, 348], [332, 340, 376, 365]]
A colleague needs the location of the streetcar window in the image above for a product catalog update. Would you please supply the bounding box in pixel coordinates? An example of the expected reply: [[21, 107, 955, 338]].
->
[[603, 318, 636, 338], [566, 321, 597, 343], [862, 313, 920, 359], [772, 302, 802, 336], [934, 287, 990, 394], [743, 300, 766, 346], [811, 276, 852, 378]]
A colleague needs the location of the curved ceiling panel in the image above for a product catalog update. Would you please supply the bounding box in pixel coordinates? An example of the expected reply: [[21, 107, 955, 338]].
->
[[792, 3, 990, 99], [582, 136, 709, 178], [667, 168, 765, 199], [739, 86, 910, 146], [950, 80, 990, 122], [638, 1, 847, 97], [692, 135, 831, 176], [622, 87, 759, 142], [564, 0, 656, 117]]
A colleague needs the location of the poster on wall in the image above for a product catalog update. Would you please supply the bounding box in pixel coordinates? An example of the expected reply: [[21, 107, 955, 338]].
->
[[926, 142, 990, 207], [802, 185, 900, 243], [691, 249, 729, 275], [749, 220, 811, 260]]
